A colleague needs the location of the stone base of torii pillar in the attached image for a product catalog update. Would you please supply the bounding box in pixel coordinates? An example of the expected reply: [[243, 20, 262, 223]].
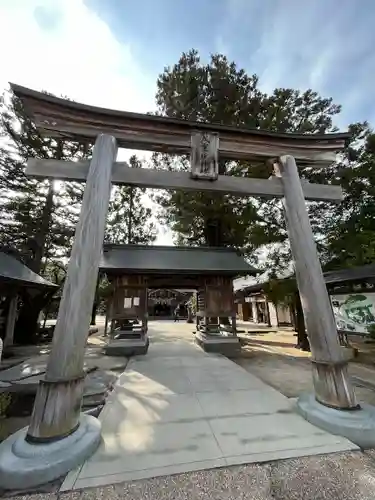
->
[[297, 393, 375, 449], [0, 414, 101, 489], [0, 135, 117, 489]]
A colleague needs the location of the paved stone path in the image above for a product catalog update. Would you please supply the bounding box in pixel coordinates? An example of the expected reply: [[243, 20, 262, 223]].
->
[[61, 321, 358, 491]]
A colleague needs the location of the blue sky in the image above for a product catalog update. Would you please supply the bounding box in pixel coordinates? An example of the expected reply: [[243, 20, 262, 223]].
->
[[1, 0, 375, 128], [1, 0, 375, 244], [83, 0, 375, 127]]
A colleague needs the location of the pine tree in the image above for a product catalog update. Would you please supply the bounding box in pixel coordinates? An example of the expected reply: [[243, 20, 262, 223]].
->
[[0, 90, 91, 343], [152, 50, 342, 256], [0, 91, 91, 270], [317, 123, 375, 270], [105, 155, 157, 245]]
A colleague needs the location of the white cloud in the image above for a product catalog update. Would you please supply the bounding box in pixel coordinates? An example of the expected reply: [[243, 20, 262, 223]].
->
[[0, 0, 173, 245], [0, 0, 154, 112], [221, 0, 375, 127]]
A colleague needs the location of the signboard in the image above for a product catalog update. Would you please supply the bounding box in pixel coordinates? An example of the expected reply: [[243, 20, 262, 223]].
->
[[330, 293, 375, 334]]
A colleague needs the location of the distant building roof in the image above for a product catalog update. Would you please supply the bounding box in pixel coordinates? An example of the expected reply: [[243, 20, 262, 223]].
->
[[233, 276, 258, 292], [324, 264, 375, 286], [235, 263, 375, 297], [100, 244, 257, 277], [0, 252, 57, 289], [234, 268, 293, 293]]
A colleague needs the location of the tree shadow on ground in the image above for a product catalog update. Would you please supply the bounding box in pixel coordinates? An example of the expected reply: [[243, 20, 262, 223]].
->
[[242, 338, 297, 349]]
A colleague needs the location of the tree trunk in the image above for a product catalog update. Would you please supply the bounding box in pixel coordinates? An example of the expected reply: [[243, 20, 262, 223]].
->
[[290, 301, 297, 330], [19, 182, 55, 344], [90, 274, 100, 325], [90, 302, 98, 326], [294, 292, 310, 351], [219, 316, 230, 325], [14, 290, 54, 345], [204, 160, 226, 248], [204, 218, 221, 246], [203, 161, 231, 328], [128, 187, 134, 244], [186, 306, 193, 323], [42, 310, 48, 329], [28, 181, 54, 274], [4, 295, 18, 348]]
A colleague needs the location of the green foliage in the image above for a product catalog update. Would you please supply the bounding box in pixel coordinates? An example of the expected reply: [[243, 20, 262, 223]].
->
[[152, 49, 342, 261], [152, 48, 375, 290], [0, 91, 156, 342], [367, 323, 375, 339], [188, 292, 197, 316], [0, 90, 91, 272], [42, 260, 67, 287], [0, 92, 156, 268], [152, 50, 269, 251], [38, 261, 67, 320], [0, 393, 12, 418], [318, 123, 375, 270], [105, 155, 157, 245], [262, 278, 296, 307]]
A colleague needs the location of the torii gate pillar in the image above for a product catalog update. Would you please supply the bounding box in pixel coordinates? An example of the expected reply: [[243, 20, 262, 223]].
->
[[0, 134, 117, 489], [275, 155, 357, 409], [276, 155, 375, 449]]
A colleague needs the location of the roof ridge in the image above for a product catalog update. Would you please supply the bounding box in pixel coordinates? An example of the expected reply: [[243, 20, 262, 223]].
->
[[103, 244, 242, 253]]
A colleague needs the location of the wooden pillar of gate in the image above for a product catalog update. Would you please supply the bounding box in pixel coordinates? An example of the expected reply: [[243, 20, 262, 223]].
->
[[274, 155, 357, 409], [26, 134, 118, 442], [4, 294, 18, 348]]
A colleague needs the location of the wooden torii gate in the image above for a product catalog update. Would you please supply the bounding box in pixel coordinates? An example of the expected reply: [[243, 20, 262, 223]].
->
[[0, 83, 364, 488]]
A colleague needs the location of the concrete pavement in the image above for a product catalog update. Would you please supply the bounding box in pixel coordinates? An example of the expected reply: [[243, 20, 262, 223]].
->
[[61, 321, 358, 491]]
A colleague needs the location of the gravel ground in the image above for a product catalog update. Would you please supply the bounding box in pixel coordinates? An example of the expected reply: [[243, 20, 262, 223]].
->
[[6, 450, 375, 500]]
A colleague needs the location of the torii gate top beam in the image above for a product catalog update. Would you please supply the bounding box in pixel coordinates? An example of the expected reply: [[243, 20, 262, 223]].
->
[[10, 83, 349, 167]]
